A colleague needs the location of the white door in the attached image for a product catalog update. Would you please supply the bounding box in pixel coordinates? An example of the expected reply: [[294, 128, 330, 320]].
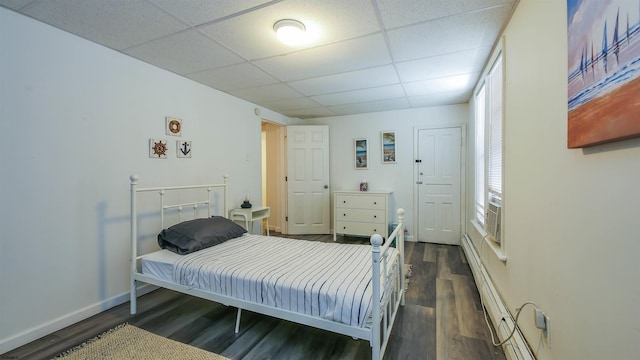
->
[[417, 127, 462, 244], [286, 125, 330, 234]]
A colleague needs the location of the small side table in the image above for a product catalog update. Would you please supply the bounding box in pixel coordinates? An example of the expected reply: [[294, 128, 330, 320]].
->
[[229, 206, 270, 236]]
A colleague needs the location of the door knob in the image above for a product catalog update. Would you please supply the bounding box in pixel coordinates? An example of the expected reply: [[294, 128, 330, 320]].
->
[[324, 185, 329, 189]]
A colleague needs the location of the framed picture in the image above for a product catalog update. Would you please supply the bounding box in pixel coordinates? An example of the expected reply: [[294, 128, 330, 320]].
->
[[176, 140, 192, 158], [381, 131, 396, 163], [165, 117, 182, 136], [149, 139, 168, 159], [354, 138, 368, 169], [567, 1, 640, 147]]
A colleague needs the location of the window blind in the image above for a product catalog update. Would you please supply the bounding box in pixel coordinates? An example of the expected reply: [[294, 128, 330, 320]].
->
[[475, 85, 486, 223], [487, 55, 503, 198]]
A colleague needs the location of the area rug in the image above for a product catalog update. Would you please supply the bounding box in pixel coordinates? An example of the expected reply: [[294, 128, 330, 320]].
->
[[54, 323, 229, 360], [405, 263, 413, 288]]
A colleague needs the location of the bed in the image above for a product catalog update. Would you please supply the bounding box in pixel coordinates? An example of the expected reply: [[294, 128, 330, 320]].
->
[[129, 174, 406, 360]]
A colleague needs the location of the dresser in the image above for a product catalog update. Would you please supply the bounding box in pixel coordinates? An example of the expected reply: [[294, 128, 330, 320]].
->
[[333, 191, 392, 241]]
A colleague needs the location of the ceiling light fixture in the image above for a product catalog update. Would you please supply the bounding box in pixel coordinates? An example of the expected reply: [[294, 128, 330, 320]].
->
[[273, 19, 307, 46]]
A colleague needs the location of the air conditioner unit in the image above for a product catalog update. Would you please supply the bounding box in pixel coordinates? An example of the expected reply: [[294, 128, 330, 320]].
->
[[485, 201, 501, 243]]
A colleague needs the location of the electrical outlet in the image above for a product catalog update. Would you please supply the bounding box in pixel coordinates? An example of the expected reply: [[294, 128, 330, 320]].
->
[[534, 308, 551, 348]]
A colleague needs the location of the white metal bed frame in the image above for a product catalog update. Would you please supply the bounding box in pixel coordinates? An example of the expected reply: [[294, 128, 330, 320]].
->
[[129, 175, 406, 360]]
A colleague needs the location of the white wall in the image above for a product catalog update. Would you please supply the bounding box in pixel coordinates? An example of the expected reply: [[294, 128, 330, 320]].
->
[[0, 8, 289, 352], [307, 105, 469, 239], [466, 1, 640, 359]]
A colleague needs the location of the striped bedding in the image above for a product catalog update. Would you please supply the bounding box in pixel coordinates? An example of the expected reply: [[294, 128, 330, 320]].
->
[[141, 234, 399, 328]]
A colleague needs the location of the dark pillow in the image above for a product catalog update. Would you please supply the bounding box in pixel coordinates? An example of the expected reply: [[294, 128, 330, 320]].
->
[[157, 216, 247, 255]]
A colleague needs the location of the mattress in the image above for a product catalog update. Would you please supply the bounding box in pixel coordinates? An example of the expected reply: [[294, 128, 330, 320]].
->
[[141, 234, 399, 327]]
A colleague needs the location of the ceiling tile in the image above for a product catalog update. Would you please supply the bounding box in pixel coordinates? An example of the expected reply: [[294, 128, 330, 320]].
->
[[409, 90, 472, 107], [328, 97, 411, 116], [403, 73, 480, 97], [288, 65, 399, 96], [0, 0, 34, 10], [386, 5, 512, 62], [395, 47, 490, 82], [312, 84, 405, 106], [22, 0, 189, 50], [149, 0, 275, 26], [228, 83, 304, 104], [187, 63, 279, 91], [262, 97, 324, 111], [124, 29, 244, 74], [198, 0, 380, 60], [285, 106, 337, 119], [376, 0, 515, 28], [255, 33, 392, 82]]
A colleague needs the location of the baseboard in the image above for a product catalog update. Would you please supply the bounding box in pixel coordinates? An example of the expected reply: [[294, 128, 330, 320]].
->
[[0, 283, 156, 354], [461, 235, 534, 360]]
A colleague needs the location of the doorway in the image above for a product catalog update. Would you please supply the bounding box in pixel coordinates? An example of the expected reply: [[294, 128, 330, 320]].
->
[[262, 123, 331, 235], [285, 125, 330, 234], [262, 121, 286, 234], [415, 126, 464, 245]]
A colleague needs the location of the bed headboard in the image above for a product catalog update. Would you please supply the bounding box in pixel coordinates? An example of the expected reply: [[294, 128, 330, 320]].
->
[[129, 174, 229, 259], [130, 174, 229, 229]]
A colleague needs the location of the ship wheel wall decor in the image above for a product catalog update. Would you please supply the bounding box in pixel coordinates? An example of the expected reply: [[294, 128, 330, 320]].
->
[[149, 138, 168, 159]]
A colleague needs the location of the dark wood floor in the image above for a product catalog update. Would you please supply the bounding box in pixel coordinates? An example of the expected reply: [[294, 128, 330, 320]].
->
[[2, 234, 505, 360]]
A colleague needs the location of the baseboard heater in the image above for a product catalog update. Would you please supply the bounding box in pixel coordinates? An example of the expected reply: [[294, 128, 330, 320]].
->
[[461, 235, 534, 360]]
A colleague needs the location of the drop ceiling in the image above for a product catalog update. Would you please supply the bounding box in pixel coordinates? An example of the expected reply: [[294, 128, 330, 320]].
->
[[1, 0, 517, 119]]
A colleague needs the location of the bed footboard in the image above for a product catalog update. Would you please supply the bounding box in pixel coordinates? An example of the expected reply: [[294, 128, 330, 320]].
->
[[370, 208, 406, 360]]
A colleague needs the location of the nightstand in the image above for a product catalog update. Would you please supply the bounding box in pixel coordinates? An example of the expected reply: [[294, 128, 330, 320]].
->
[[229, 206, 271, 236]]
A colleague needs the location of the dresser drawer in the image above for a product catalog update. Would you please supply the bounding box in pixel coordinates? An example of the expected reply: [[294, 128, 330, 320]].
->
[[336, 208, 385, 224], [336, 221, 386, 237], [335, 195, 386, 210]]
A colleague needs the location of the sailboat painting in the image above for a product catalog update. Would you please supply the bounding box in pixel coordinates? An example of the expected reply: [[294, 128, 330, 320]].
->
[[381, 131, 396, 163], [354, 138, 368, 169], [568, 0, 640, 148]]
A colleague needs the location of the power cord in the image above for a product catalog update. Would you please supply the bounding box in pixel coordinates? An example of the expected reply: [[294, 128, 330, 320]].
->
[[486, 301, 538, 347], [477, 233, 540, 347]]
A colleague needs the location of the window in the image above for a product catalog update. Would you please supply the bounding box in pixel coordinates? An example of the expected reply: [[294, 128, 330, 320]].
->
[[473, 45, 505, 260], [474, 52, 503, 226], [487, 55, 503, 203], [474, 85, 486, 224]]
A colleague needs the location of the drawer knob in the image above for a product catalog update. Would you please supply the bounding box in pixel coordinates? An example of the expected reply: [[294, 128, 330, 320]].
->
[[374, 202, 377, 205], [373, 215, 377, 218], [343, 213, 346, 216]]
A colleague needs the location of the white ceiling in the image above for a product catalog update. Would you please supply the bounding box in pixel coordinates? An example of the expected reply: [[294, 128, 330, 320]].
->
[[1, 0, 517, 119]]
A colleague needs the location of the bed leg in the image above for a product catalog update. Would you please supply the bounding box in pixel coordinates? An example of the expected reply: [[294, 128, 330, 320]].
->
[[235, 308, 242, 334], [130, 279, 137, 315]]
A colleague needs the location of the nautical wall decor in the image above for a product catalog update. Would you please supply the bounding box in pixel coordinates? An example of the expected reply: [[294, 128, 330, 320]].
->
[[176, 140, 192, 158], [567, 0, 640, 148], [149, 139, 168, 159], [165, 117, 182, 136]]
